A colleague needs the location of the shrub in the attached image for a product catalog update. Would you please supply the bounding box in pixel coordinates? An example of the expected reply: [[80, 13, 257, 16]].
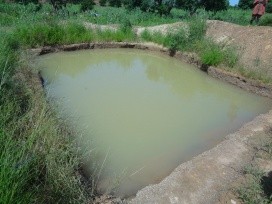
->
[[100, 0, 107, 6], [188, 18, 207, 42], [259, 15, 272, 26], [237, 166, 271, 204], [109, 0, 122, 7], [201, 47, 224, 66], [0, 12, 16, 26], [120, 17, 132, 33], [164, 29, 188, 52]]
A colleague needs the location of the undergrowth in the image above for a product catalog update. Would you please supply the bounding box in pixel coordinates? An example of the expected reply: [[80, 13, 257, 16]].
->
[[13, 21, 135, 48], [0, 28, 91, 203]]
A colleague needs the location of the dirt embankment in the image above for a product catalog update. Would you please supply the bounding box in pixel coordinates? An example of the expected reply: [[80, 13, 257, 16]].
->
[[206, 20, 272, 77]]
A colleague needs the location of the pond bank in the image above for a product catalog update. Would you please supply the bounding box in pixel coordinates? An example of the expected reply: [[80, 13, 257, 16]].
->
[[31, 42, 272, 203]]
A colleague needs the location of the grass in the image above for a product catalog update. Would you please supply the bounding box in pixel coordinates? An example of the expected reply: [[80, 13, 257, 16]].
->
[[0, 28, 91, 203], [14, 22, 94, 47], [237, 132, 272, 204], [237, 166, 270, 204], [13, 21, 136, 48]]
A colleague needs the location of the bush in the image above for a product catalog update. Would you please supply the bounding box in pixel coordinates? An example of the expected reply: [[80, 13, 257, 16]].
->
[[188, 18, 207, 42], [120, 17, 132, 33], [259, 15, 272, 26], [100, 0, 107, 6], [109, 0, 122, 7], [201, 47, 224, 66], [164, 29, 188, 52]]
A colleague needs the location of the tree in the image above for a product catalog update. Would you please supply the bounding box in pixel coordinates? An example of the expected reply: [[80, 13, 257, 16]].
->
[[123, 0, 142, 9], [14, 0, 39, 4], [267, 1, 272, 13], [238, 0, 253, 9], [109, 0, 122, 7], [80, 0, 95, 12], [158, 0, 175, 16], [100, 0, 107, 6], [123, 0, 173, 15], [175, 0, 199, 14], [199, 0, 228, 11], [49, 0, 67, 11]]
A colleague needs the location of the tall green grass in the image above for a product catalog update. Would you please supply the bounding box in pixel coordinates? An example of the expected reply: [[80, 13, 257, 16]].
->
[[14, 22, 94, 47], [13, 21, 136, 48], [0, 29, 90, 203]]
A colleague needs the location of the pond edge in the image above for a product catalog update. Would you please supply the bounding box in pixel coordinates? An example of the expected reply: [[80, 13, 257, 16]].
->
[[30, 42, 272, 203]]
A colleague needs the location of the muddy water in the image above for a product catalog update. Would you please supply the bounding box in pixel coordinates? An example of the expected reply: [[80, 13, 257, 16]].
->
[[37, 49, 272, 197]]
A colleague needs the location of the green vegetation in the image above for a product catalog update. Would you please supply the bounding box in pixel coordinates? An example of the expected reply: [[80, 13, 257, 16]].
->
[[140, 19, 238, 67], [238, 166, 271, 204], [237, 134, 272, 204], [0, 30, 93, 203], [0, 0, 272, 203]]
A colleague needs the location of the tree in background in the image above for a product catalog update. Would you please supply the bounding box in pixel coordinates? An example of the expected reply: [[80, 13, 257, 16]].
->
[[123, 0, 142, 9], [80, 0, 95, 11], [238, 0, 253, 9], [100, 0, 107, 6], [267, 2, 272, 13], [175, 0, 228, 13], [199, 0, 228, 11], [156, 0, 175, 16], [175, 0, 199, 14], [13, 0, 39, 4], [123, 0, 174, 16], [108, 0, 122, 7]]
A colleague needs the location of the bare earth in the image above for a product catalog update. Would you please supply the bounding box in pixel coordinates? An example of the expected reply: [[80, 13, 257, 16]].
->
[[206, 20, 272, 78]]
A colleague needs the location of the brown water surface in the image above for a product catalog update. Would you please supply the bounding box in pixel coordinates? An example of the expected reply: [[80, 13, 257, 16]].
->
[[37, 49, 272, 197]]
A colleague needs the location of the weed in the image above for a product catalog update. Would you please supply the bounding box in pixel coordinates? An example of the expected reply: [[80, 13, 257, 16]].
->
[[237, 166, 272, 204], [201, 48, 224, 66]]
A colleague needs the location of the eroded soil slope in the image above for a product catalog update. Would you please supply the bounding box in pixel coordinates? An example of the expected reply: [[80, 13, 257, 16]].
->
[[206, 20, 272, 77]]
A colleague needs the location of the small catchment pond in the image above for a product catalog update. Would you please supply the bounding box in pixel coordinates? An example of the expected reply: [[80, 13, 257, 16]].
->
[[37, 49, 272, 197]]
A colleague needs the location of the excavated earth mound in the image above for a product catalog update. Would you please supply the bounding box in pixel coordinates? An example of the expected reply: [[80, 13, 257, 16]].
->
[[206, 20, 272, 77]]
